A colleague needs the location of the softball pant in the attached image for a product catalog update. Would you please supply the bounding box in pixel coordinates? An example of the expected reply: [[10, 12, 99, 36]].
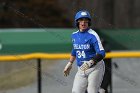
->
[[72, 60, 105, 93]]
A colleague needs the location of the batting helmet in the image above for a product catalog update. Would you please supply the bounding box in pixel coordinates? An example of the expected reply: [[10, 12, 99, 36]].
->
[[75, 10, 91, 27]]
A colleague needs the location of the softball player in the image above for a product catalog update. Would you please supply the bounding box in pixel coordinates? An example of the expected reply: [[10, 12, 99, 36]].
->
[[63, 10, 106, 93]]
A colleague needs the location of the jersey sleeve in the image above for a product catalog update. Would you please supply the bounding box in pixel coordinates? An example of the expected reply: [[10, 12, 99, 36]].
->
[[71, 34, 76, 56], [91, 35, 106, 58], [94, 41, 105, 57], [71, 48, 76, 56]]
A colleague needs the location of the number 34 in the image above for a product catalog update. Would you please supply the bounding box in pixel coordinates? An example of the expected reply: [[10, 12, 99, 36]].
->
[[76, 50, 86, 58]]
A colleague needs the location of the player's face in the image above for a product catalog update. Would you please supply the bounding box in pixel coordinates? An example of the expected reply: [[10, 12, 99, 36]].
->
[[78, 18, 89, 32]]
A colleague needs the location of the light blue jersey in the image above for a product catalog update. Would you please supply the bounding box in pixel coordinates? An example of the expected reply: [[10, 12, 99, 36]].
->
[[71, 28, 105, 67]]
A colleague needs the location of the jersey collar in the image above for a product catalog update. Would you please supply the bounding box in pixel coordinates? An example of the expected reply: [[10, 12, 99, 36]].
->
[[79, 28, 90, 33]]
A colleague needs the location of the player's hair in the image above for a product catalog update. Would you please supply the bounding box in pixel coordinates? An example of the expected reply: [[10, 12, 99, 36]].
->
[[76, 18, 91, 27]]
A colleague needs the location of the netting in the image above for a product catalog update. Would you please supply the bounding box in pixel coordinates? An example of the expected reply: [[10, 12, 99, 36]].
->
[[112, 58, 140, 93], [0, 58, 140, 93]]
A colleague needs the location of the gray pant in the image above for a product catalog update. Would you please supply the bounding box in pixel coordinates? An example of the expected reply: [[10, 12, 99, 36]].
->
[[72, 61, 105, 93]]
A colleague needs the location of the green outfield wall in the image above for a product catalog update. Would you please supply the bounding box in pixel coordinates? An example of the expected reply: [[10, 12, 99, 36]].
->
[[97, 29, 140, 50], [0, 28, 140, 54]]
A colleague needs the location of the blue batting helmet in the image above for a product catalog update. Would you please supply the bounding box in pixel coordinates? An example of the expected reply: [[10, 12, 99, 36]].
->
[[75, 10, 91, 21], [75, 10, 91, 27]]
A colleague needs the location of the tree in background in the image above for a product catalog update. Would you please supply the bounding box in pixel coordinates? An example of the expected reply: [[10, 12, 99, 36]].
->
[[0, 0, 140, 28], [0, 0, 72, 28]]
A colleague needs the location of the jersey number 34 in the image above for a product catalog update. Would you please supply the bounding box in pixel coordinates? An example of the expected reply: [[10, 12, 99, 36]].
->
[[76, 50, 86, 58]]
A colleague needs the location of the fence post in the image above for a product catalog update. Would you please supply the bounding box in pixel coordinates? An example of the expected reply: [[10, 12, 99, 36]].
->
[[37, 58, 42, 93]]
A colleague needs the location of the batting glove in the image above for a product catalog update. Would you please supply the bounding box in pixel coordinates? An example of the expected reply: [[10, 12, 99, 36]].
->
[[80, 60, 96, 71], [63, 62, 73, 77]]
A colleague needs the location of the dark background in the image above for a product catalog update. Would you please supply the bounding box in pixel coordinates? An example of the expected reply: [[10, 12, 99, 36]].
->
[[0, 0, 140, 28]]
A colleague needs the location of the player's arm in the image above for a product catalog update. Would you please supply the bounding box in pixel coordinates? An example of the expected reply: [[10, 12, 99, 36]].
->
[[69, 55, 76, 64], [63, 49, 76, 77], [93, 40, 105, 61], [92, 45, 105, 64], [80, 41, 105, 71], [91, 32, 106, 63], [69, 48, 76, 63], [80, 36, 106, 71]]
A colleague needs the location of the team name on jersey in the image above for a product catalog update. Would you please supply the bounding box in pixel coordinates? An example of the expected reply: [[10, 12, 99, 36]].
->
[[73, 44, 90, 49]]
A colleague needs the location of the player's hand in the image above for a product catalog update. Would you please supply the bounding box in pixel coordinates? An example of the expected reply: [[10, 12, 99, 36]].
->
[[80, 60, 95, 71], [63, 62, 73, 77]]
